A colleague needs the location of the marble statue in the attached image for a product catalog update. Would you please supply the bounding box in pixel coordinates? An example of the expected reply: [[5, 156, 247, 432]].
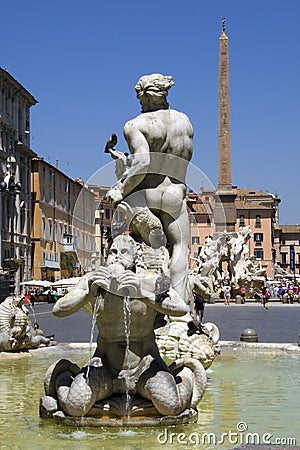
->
[[192, 226, 267, 296], [273, 263, 291, 278], [41, 234, 206, 421], [104, 133, 131, 181], [153, 271, 219, 367], [40, 74, 210, 426], [106, 73, 193, 304], [227, 226, 251, 285], [155, 320, 220, 370], [0, 296, 51, 351]]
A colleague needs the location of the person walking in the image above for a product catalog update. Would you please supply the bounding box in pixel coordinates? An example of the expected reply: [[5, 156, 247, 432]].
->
[[254, 290, 262, 303], [193, 292, 206, 323], [262, 287, 270, 310], [240, 284, 246, 304], [224, 285, 231, 305]]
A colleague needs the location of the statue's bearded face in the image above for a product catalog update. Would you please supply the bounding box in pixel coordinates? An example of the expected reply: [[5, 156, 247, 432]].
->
[[107, 237, 136, 270]]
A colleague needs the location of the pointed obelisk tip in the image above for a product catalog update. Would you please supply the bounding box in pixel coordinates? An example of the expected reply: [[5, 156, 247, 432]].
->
[[222, 16, 226, 32]]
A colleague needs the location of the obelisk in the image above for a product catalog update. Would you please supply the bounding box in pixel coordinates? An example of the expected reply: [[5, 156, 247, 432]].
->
[[215, 18, 236, 232]]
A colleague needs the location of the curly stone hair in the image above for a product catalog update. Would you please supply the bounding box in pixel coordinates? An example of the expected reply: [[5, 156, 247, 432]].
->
[[134, 74, 174, 110]]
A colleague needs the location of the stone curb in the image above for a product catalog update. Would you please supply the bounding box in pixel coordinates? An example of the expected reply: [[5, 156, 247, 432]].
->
[[1, 340, 300, 360], [219, 340, 300, 352], [0, 342, 96, 360]]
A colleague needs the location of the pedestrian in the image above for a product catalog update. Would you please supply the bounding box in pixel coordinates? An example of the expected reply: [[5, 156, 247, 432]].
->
[[224, 286, 231, 305], [288, 288, 295, 304], [279, 285, 285, 302], [240, 284, 246, 304], [193, 292, 206, 323], [282, 291, 289, 304], [262, 287, 270, 310], [29, 289, 35, 306], [254, 290, 262, 303]]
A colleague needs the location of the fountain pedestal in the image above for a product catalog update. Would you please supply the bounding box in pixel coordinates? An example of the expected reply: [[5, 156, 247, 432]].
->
[[50, 407, 198, 428]]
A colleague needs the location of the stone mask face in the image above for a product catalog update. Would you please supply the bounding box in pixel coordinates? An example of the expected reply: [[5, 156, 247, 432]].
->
[[107, 239, 135, 270]]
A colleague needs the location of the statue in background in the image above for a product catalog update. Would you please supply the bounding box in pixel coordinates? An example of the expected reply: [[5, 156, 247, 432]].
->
[[191, 226, 267, 296], [0, 296, 52, 351]]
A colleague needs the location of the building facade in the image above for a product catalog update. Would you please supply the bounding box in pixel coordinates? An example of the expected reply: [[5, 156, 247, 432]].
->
[[0, 68, 37, 295], [88, 185, 126, 270], [31, 158, 95, 281], [188, 187, 280, 278], [274, 225, 300, 278]]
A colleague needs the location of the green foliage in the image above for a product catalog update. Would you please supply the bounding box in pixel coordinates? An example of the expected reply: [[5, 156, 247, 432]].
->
[[60, 252, 77, 276]]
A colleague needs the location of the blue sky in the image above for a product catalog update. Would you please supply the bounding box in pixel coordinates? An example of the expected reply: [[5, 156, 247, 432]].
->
[[1, 0, 299, 224]]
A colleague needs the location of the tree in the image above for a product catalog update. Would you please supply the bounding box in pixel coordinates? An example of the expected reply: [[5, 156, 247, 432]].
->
[[60, 253, 77, 277]]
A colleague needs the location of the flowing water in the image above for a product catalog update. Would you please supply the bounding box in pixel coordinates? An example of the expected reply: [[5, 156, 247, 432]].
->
[[0, 347, 299, 449], [28, 304, 37, 326], [123, 294, 131, 418]]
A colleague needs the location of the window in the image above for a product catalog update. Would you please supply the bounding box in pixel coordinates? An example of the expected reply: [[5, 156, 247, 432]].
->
[[281, 253, 287, 264], [54, 221, 58, 241], [254, 248, 264, 259], [105, 208, 110, 220], [60, 223, 63, 243], [206, 218, 211, 225], [255, 215, 262, 228], [20, 207, 26, 234], [42, 218, 46, 240], [192, 236, 200, 245], [190, 214, 197, 225], [239, 215, 245, 226], [48, 220, 53, 241], [254, 233, 263, 243]]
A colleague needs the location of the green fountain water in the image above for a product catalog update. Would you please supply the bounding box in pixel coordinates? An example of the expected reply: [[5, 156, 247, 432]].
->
[[0, 347, 299, 450]]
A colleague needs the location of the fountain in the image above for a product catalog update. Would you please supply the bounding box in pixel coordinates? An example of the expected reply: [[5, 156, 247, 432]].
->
[[0, 73, 299, 446], [190, 226, 268, 298], [1, 345, 300, 449], [0, 295, 53, 351], [40, 74, 216, 426]]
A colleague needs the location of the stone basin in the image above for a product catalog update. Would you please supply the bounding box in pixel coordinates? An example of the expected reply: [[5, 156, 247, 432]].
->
[[0, 342, 299, 449]]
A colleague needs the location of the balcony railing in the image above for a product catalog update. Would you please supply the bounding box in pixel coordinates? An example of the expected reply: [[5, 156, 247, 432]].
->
[[63, 234, 77, 252], [43, 252, 59, 269]]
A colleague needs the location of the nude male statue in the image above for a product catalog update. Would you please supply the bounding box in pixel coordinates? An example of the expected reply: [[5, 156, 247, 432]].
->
[[106, 74, 194, 303], [47, 235, 205, 417]]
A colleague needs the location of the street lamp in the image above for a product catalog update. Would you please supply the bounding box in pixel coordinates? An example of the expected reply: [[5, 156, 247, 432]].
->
[[0, 155, 22, 295]]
